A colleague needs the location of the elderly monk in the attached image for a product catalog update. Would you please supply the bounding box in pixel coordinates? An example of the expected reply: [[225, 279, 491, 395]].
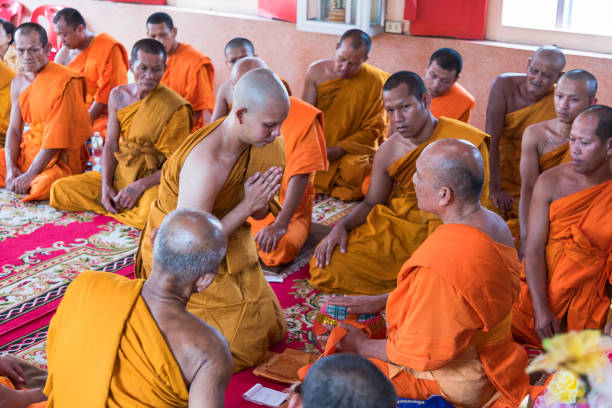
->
[[53, 8, 128, 140], [324, 139, 532, 406], [50, 39, 193, 229], [0, 23, 90, 202], [147, 12, 214, 129], [231, 57, 328, 266], [0, 60, 15, 146], [0, 209, 233, 408], [310, 71, 491, 295], [426, 47, 475, 124], [487, 45, 565, 240], [518, 69, 597, 256], [512, 105, 612, 347], [135, 68, 289, 371], [303, 29, 389, 201]]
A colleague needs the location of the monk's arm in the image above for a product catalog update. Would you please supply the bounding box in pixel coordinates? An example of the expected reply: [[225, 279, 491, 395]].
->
[[100, 89, 122, 212], [89, 102, 106, 124], [114, 169, 162, 210], [4, 79, 24, 183], [301, 65, 318, 106], [188, 345, 232, 408], [210, 81, 230, 122], [518, 127, 541, 256], [0, 386, 46, 408]]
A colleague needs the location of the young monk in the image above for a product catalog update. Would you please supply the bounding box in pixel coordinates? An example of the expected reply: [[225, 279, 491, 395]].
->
[[486, 45, 565, 240], [0, 23, 90, 202], [303, 29, 389, 201], [50, 39, 193, 229], [323, 139, 532, 406], [135, 68, 289, 371], [310, 71, 491, 295], [512, 105, 612, 347], [0, 60, 15, 146], [518, 69, 597, 256], [146, 12, 214, 128], [53, 8, 128, 139]]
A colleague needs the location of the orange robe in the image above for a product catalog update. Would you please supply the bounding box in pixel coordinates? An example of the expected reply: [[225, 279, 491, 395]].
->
[[538, 142, 571, 171], [314, 63, 389, 201], [0, 62, 91, 201], [309, 117, 491, 295], [0, 60, 15, 146], [372, 224, 531, 407], [134, 119, 286, 371], [42, 270, 188, 407], [512, 179, 612, 348], [430, 82, 475, 123], [67, 33, 128, 139], [249, 97, 328, 266], [162, 43, 214, 129]]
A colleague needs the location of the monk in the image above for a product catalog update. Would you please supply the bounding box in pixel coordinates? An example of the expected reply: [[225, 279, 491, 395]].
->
[[486, 45, 565, 240], [0, 60, 15, 146], [50, 39, 193, 229], [0, 23, 91, 202], [512, 106, 612, 347], [303, 29, 389, 201], [518, 69, 597, 256], [310, 71, 491, 295], [53, 8, 127, 140], [146, 12, 214, 128], [231, 57, 328, 266], [1, 209, 234, 407], [135, 68, 289, 371], [425, 47, 475, 123], [323, 139, 532, 406]]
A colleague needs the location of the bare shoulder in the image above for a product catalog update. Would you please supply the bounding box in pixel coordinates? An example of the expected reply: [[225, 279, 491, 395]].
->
[[493, 73, 523, 94], [537, 162, 576, 201], [523, 120, 548, 145], [306, 59, 335, 86], [110, 84, 136, 111], [11, 74, 32, 96], [219, 80, 232, 102], [54, 46, 70, 65], [480, 207, 515, 247]]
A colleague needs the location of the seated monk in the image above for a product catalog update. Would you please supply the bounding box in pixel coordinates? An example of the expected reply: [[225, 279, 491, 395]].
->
[[53, 8, 128, 140], [486, 45, 565, 242], [232, 57, 328, 266], [147, 12, 214, 129], [512, 106, 612, 348], [0, 60, 15, 146], [134, 68, 289, 371], [2, 209, 233, 407], [518, 69, 597, 257], [50, 39, 193, 229], [303, 29, 389, 201], [0, 23, 90, 202], [310, 71, 491, 295], [322, 139, 532, 406]]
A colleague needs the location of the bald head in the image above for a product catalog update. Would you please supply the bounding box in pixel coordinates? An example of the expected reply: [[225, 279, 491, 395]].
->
[[232, 68, 290, 114], [230, 57, 268, 86], [581, 105, 612, 144], [153, 209, 227, 285], [561, 69, 597, 99], [533, 45, 566, 71]]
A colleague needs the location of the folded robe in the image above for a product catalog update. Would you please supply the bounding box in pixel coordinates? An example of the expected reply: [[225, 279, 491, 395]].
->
[[538, 141, 571, 172], [249, 97, 328, 266], [430, 82, 475, 124], [0, 60, 15, 146], [309, 117, 492, 295], [0, 62, 91, 201], [135, 118, 287, 371], [512, 179, 612, 348], [50, 84, 193, 229]]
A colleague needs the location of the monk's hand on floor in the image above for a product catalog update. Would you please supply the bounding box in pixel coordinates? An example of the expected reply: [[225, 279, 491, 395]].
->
[[0, 356, 25, 388], [243, 166, 282, 215], [255, 221, 287, 253], [489, 188, 514, 214], [8, 172, 33, 195], [314, 224, 348, 268], [114, 182, 146, 211], [534, 306, 561, 340], [326, 294, 386, 315], [101, 185, 119, 214]]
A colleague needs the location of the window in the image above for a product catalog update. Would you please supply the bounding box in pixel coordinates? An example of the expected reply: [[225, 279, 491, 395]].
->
[[297, 0, 386, 36]]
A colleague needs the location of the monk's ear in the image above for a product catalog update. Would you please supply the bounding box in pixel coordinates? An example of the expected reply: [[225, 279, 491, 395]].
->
[[172, 27, 178, 38], [195, 272, 216, 293], [526, 57, 532, 71], [150, 227, 159, 247], [235, 107, 247, 124], [44, 42, 51, 55], [453, 73, 460, 84], [590, 97, 598, 107], [287, 393, 303, 408], [422, 92, 432, 111], [439, 186, 452, 206]]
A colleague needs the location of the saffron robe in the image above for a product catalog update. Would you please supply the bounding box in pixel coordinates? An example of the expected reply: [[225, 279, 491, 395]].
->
[[0, 62, 91, 201], [512, 179, 612, 348], [372, 224, 531, 408], [430, 82, 475, 124], [42, 270, 189, 407], [249, 97, 328, 266], [67, 33, 128, 139], [538, 142, 571, 172], [49, 85, 193, 229], [0, 60, 15, 146], [134, 119, 287, 371], [314, 63, 389, 201], [309, 117, 492, 294], [162, 43, 214, 129]]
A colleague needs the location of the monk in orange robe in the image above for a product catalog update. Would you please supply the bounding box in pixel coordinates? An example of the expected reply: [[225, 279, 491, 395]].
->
[[322, 139, 532, 406], [50, 39, 193, 229], [518, 70, 597, 256], [147, 12, 214, 129], [53, 8, 128, 140], [0, 23, 90, 202], [0, 60, 15, 146], [310, 72, 492, 295], [303, 29, 388, 201], [512, 106, 612, 347], [135, 68, 289, 371], [486, 45, 565, 242]]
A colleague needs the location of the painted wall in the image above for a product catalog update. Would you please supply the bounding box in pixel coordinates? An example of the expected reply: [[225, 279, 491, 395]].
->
[[19, 0, 612, 130]]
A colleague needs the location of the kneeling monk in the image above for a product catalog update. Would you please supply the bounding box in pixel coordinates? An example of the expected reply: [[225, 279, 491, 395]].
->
[[50, 39, 193, 229], [323, 139, 531, 407], [0, 23, 90, 202], [512, 105, 612, 347], [135, 68, 289, 371]]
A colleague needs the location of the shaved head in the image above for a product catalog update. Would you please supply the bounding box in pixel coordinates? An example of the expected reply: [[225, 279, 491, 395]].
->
[[561, 69, 597, 99], [232, 68, 289, 114], [225, 37, 254, 56], [533, 45, 566, 71], [582, 105, 612, 144], [231, 56, 268, 86], [338, 29, 371, 57]]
